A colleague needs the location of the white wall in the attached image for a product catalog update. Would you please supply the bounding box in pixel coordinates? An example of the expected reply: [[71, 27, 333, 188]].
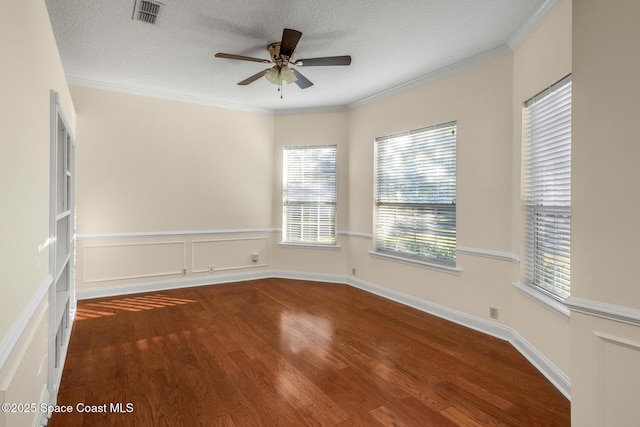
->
[[0, 0, 76, 426], [570, 0, 640, 424]]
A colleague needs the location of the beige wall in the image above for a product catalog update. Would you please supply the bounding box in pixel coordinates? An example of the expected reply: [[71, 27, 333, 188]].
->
[[0, 0, 75, 343], [72, 86, 274, 234], [571, 0, 640, 424], [271, 112, 350, 274], [71, 87, 276, 293], [0, 0, 76, 426], [347, 54, 516, 322], [571, 0, 640, 307], [510, 0, 572, 375]]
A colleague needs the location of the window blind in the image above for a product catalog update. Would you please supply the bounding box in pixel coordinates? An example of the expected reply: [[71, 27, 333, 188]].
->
[[375, 121, 457, 265], [283, 145, 337, 244], [524, 75, 572, 300]]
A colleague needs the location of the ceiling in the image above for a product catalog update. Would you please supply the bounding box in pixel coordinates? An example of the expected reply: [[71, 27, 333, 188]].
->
[[45, 0, 547, 113]]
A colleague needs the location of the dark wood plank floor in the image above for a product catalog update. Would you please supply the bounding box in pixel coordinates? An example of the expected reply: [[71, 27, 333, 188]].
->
[[49, 278, 569, 426]]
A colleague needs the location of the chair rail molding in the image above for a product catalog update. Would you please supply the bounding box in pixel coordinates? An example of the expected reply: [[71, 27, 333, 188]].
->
[[565, 297, 640, 327], [0, 275, 52, 370]]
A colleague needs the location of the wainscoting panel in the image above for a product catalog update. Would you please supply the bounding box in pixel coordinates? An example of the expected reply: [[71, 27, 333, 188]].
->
[[595, 332, 640, 425], [192, 237, 268, 273], [83, 241, 186, 283], [0, 296, 49, 427]]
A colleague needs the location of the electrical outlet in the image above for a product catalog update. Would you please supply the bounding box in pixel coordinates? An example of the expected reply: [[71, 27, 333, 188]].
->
[[489, 307, 499, 319], [252, 253, 259, 263], [209, 266, 214, 272], [182, 269, 187, 276], [352, 267, 357, 275]]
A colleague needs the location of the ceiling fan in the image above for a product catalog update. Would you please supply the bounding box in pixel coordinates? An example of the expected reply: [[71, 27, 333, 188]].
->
[[215, 28, 351, 96]]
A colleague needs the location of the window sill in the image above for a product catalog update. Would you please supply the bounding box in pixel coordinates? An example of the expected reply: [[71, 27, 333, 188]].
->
[[279, 242, 341, 251], [368, 250, 461, 275], [512, 282, 570, 319]]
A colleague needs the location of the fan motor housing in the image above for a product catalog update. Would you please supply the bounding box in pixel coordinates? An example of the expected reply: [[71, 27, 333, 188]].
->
[[267, 42, 287, 65]]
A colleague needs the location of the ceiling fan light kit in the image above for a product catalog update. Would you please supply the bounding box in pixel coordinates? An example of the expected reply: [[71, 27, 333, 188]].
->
[[215, 28, 352, 99]]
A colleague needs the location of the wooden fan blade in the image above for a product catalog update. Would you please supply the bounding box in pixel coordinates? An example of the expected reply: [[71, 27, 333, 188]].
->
[[238, 69, 270, 85], [215, 53, 271, 64], [292, 69, 313, 89], [280, 29, 302, 58], [296, 56, 352, 66]]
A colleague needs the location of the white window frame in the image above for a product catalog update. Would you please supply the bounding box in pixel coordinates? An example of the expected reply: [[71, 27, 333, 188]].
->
[[282, 145, 337, 246], [523, 74, 572, 301], [374, 121, 457, 268]]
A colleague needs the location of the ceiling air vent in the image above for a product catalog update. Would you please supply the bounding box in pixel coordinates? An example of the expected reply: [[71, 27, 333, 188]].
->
[[132, 0, 163, 25]]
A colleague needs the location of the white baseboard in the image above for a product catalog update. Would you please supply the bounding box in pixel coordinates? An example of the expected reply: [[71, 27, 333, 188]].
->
[[74, 269, 570, 399], [38, 386, 50, 426], [509, 330, 571, 399], [269, 269, 348, 285], [347, 276, 571, 400], [76, 269, 273, 300], [346, 276, 512, 340]]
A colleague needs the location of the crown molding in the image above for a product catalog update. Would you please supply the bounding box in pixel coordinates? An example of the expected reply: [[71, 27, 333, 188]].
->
[[347, 44, 512, 110], [274, 105, 349, 116], [66, 44, 512, 116], [65, 2, 562, 116], [66, 76, 273, 115], [508, 0, 566, 50]]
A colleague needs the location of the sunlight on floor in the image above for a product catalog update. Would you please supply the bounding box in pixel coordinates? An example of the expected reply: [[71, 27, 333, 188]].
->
[[75, 294, 197, 320]]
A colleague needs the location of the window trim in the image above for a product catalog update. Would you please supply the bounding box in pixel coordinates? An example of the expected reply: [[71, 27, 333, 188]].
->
[[513, 281, 570, 319], [369, 250, 461, 275]]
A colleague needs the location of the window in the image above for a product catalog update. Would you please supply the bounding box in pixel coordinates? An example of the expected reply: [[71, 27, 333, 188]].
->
[[375, 121, 457, 266], [283, 145, 337, 245], [523, 75, 572, 300]]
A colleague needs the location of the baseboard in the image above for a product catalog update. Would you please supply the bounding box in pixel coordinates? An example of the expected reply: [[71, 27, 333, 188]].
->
[[75, 269, 570, 399], [76, 269, 273, 300], [269, 269, 348, 285], [346, 276, 512, 341], [38, 386, 50, 427], [509, 330, 571, 400], [347, 276, 571, 400]]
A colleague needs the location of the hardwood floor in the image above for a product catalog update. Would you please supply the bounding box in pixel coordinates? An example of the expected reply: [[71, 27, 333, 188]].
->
[[49, 278, 569, 426]]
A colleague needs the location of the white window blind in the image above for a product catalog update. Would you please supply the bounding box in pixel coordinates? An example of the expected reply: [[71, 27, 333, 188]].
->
[[375, 121, 457, 265], [283, 145, 337, 244], [524, 75, 572, 300]]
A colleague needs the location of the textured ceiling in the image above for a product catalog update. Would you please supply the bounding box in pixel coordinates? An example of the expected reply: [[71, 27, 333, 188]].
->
[[45, 0, 547, 112]]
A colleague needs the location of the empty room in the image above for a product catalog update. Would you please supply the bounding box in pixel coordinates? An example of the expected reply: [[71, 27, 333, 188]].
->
[[1, 0, 639, 426]]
